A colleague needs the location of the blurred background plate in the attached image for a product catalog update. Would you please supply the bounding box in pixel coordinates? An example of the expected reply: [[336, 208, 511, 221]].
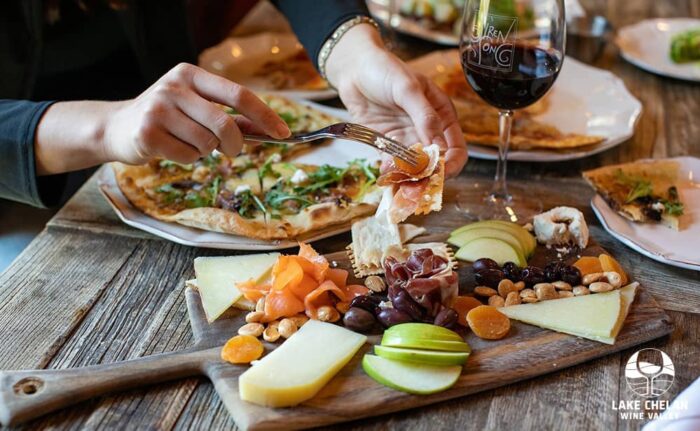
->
[[98, 102, 380, 250], [199, 32, 337, 101], [367, 0, 459, 46], [409, 50, 642, 162], [591, 156, 700, 271], [616, 18, 700, 82]]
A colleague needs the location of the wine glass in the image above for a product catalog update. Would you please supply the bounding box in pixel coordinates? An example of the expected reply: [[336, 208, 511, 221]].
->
[[456, 0, 566, 222]]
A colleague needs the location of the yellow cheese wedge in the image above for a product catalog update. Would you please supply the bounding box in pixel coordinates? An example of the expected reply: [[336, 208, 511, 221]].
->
[[239, 320, 367, 407], [193, 253, 280, 322], [500, 284, 637, 344]]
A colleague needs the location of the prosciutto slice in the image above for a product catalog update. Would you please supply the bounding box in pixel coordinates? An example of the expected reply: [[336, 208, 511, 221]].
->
[[376, 144, 442, 224]]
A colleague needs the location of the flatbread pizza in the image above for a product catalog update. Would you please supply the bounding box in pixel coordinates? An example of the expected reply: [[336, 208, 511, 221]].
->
[[583, 160, 685, 230], [114, 154, 382, 240]]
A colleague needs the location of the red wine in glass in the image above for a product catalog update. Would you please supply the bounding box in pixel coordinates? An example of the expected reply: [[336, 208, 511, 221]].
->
[[456, 0, 565, 222], [462, 44, 561, 110]]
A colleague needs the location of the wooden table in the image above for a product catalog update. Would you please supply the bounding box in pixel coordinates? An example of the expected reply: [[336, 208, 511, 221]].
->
[[1, 1, 699, 429]]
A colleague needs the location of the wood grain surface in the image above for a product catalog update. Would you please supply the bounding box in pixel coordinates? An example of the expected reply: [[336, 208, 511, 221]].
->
[[1, 0, 699, 430]]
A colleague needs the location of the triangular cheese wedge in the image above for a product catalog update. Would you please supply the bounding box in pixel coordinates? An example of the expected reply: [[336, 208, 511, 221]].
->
[[501, 284, 637, 344], [193, 253, 280, 322]]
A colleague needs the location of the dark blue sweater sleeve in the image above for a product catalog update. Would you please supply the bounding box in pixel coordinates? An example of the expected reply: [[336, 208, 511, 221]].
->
[[0, 100, 66, 208], [271, 0, 369, 67]]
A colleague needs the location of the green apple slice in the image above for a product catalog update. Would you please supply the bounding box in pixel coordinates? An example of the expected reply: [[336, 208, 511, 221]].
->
[[381, 334, 471, 352], [374, 345, 469, 366], [455, 237, 526, 266], [450, 221, 536, 257], [362, 355, 462, 395], [384, 323, 463, 342], [488, 220, 537, 255], [448, 228, 525, 258]]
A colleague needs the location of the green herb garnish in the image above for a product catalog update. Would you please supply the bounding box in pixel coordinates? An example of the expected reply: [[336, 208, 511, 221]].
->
[[207, 176, 222, 206], [626, 180, 653, 203], [155, 184, 184, 203], [664, 201, 684, 216], [259, 154, 282, 182], [278, 112, 298, 129], [158, 160, 193, 171], [614, 169, 653, 203], [265, 187, 313, 212], [184, 191, 209, 208]]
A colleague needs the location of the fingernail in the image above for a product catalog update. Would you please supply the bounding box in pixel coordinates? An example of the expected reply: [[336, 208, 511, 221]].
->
[[275, 124, 291, 139], [432, 136, 447, 148]]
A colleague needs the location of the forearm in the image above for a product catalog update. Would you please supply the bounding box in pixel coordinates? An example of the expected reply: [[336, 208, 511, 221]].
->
[[271, 0, 368, 64], [34, 100, 118, 175]]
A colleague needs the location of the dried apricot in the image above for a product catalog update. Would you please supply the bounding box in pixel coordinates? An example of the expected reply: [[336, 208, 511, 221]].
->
[[466, 305, 511, 340], [221, 335, 264, 364], [573, 256, 603, 276], [599, 254, 629, 285], [394, 145, 429, 174], [450, 296, 483, 327]]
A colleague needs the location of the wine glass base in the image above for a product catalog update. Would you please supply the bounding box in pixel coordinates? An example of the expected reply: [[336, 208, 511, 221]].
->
[[455, 182, 543, 223]]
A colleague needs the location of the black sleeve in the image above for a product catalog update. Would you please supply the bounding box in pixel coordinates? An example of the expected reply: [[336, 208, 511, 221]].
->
[[271, 0, 370, 67], [0, 100, 67, 208]]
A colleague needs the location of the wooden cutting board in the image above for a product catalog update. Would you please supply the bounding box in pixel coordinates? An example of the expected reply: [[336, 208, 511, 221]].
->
[[0, 241, 673, 429], [194, 242, 673, 430]]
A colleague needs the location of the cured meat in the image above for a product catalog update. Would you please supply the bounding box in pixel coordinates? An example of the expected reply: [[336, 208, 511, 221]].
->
[[384, 249, 458, 318]]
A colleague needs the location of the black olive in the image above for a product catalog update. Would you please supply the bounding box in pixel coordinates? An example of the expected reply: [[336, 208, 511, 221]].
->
[[544, 261, 564, 282], [643, 206, 662, 221], [343, 307, 377, 332], [521, 266, 547, 287], [434, 308, 458, 328], [377, 308, 414, 328], [560, 265, 582, 286], [474, 268, 505, 288], [391, 290, 424, 320], [472, 258, 500, 273], [502, 261, 522, 282], [349, 295, 381, 314]]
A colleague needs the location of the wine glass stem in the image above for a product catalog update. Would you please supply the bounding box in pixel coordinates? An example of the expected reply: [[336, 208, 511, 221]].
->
[[491, 109, 514, 201]]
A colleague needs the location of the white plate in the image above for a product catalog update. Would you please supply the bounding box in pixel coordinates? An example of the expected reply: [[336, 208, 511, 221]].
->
[[408, 50, 643, 162], [616, 18, 700, 82], [591, 156, 700, 271], [367, 0, 459, 46], [98, 102, 382, 250], [198, 32, 337, 101]]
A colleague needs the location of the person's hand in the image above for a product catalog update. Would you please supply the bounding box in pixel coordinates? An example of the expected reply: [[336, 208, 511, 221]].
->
[[325, 24, 467, 177], [102, 63, 291, 165]]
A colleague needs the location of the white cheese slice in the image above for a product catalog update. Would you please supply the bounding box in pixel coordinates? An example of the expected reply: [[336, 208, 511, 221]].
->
[[193, 253, 279, 322], [501, 284, 637, 344], [239, 320, 367, 407]]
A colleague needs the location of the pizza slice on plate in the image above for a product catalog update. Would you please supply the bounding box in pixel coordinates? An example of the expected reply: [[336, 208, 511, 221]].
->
[[583, 160, 685, 230]]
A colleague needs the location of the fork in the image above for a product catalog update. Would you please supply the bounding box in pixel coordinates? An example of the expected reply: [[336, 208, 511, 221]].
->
[[243, 123, 420, 166]]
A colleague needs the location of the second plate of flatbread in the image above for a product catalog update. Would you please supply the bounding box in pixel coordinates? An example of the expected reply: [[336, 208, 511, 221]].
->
[[409, 50, 642, 162]]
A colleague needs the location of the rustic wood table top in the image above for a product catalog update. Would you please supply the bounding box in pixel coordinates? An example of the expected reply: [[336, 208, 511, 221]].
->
[[1, 1, 699, 430]]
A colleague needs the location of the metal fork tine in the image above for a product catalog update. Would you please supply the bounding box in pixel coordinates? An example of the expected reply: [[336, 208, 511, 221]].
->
[[344, 124, 421, 160], [343, 132, 418, 165], [343, 129, 417, 166]]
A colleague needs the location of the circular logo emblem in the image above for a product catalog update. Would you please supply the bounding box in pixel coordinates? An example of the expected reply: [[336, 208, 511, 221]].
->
[[625, 348, 675, 398]]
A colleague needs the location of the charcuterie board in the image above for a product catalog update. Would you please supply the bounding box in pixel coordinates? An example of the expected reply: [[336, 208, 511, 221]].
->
[[0, 238, 672, 429]]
